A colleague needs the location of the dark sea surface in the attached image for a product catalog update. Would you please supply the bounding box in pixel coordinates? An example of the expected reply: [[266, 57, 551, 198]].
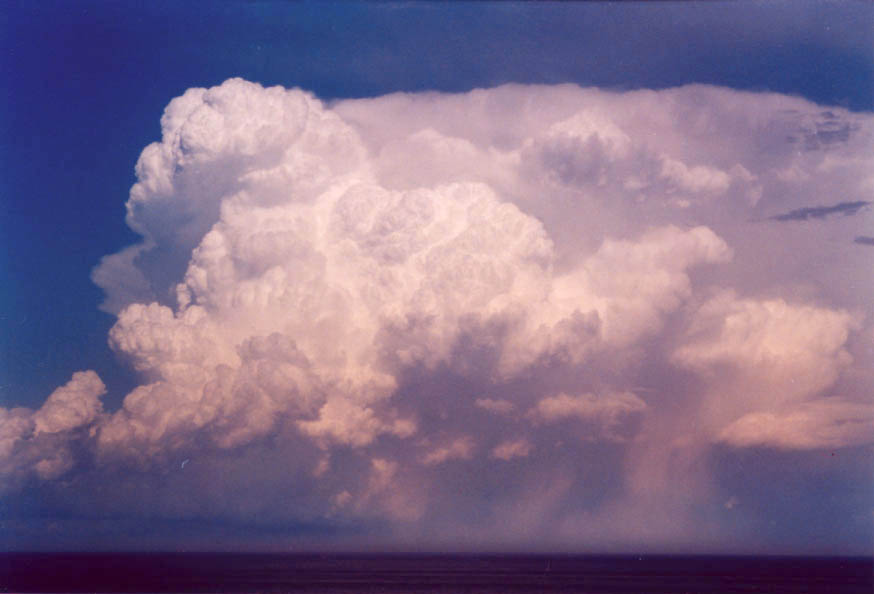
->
[[1, 553, 872, 593]]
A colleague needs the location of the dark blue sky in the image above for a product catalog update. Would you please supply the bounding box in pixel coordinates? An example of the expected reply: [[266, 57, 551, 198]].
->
[[1, 2, 872, 554]]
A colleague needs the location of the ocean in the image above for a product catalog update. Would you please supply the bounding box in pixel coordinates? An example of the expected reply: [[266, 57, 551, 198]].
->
[[1, 553, 872, 593]]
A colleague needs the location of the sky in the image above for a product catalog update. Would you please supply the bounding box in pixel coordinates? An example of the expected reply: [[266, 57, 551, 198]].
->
[[1, 1, 873, 554]]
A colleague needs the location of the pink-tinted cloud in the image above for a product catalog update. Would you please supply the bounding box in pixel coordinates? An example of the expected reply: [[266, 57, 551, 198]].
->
[[5, 79, 872, 549]]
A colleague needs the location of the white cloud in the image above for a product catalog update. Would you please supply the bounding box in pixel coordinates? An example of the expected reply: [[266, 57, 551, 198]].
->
[[422, 437, 475, 465], [12, 80, 874, 542], [571, 225, 731, 347], [660, 290, 872, 463], [91, 78, 733, 468], [495, 224, 731, 376], [532, 392, 647, 439], [674, 293, 854, 386], [528, 392, 647, 441], [0, 371, 105, 482], [673, 292, 857, 432], [718, 398, 874, 450], [658, 156, 731, 195], [298, 397, 416, 448], [33, 370, 105, 435], [491, 439, 533, 461], [0, 408, 33, 462]]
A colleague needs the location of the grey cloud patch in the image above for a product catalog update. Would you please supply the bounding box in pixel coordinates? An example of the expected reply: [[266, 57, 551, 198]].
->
[[770, 201, 870, 222], [853, 236, 874, 246], [780, 110, 861, 151]]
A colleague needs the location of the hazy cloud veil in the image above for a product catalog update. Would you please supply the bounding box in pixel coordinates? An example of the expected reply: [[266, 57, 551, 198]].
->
[[4, 79, 873, 549]]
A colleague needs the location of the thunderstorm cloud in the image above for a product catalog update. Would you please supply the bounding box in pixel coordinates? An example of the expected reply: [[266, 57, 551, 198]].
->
[[3, 79, 873, 549]]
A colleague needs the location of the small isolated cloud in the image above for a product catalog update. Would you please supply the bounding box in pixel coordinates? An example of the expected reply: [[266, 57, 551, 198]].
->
[[474, 398, 515, 415], [770, 200, 869, 222], [718, 398, 874, 450], [491, 439, 533, 461], [531, 392, 646, 441], [533, 392, 646, 422], [659, 156, 731, 195], [854, 236, 874, 246], [422, 437, 475, 465]]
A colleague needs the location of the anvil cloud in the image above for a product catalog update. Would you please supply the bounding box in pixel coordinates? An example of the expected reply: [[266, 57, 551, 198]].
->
[[3, 79, 872, 550]]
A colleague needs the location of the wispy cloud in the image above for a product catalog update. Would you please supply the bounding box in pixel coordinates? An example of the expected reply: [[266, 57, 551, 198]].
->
[[770, 200, 869, 222]]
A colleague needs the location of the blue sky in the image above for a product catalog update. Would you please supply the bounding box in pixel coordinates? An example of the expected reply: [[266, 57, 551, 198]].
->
[[1, 2, 873, 553]]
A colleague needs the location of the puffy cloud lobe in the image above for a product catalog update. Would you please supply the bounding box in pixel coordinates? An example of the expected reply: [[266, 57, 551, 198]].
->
[[571, 225, 731, 347], [298, 397, 416, 448], [422, 437, 475, 465], [491, 439, 533, 461], [532, 392, 647, 441], [94, 79, 370, 313], [33, 370, 104, 435], [0, 409, 33, 462], [529, 109, 632, 187], [674, 293, 854, 403], [492, 225, 731, 376], [0, 371, 105, 481], [658, 157, 731, 195], [14, 80, 874, 541], [673, 293, 869, 449], [101, 177, 558, 456]]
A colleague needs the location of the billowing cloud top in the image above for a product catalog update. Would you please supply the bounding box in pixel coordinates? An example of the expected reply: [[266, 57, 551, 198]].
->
[[4, 79, 873, 548]]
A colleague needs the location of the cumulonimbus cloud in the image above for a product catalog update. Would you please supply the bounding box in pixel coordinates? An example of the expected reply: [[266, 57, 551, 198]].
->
[[4, 79, 872, 540]]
